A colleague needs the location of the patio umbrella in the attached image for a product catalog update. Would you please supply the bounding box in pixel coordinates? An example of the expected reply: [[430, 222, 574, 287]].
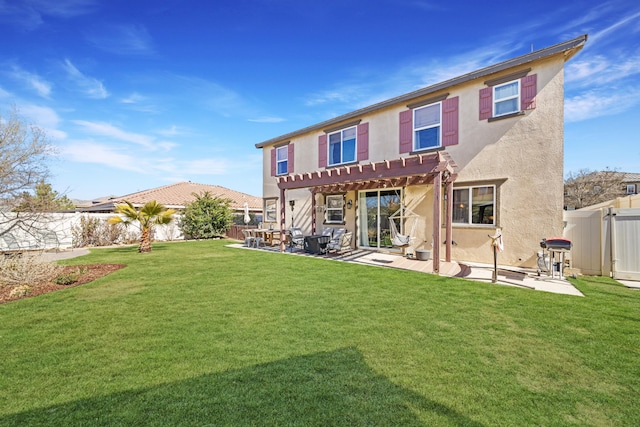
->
[[243, 202, 250, 225]]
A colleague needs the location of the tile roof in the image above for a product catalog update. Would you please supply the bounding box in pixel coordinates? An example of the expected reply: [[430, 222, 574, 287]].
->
[[90, 182, 262, 211], [623, 172, 640, 182]]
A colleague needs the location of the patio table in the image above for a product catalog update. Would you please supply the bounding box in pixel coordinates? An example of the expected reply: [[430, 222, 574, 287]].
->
[[252, 229, 280, 246]]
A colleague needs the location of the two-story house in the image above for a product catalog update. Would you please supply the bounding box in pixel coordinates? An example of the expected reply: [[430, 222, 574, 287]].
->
[[256, 35, 587, 272]]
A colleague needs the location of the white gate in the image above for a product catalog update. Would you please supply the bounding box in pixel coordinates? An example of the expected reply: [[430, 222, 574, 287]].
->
[[609, 209, 640, 280], [564, 208, 640, 279], [563, 210, 603, 275]]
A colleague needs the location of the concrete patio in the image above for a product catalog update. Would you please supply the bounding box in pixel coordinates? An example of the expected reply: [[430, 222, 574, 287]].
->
[[227, 243, 584, 297]]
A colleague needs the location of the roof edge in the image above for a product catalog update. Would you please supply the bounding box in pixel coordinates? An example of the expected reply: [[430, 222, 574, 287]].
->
[[255, 34, 587, 149]]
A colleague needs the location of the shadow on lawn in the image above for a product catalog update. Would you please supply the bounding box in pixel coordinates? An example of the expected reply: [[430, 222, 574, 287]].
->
[[2, 347, 483, 426]]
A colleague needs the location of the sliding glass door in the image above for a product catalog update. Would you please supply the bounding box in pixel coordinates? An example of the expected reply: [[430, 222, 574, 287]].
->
[[358, 189, 401, 251]]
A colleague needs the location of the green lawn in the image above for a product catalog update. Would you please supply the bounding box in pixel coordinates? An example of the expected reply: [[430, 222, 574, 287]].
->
[[1, 240, 639, 426]]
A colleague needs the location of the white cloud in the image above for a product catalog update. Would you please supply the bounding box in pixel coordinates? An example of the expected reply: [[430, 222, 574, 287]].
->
[[565, 88, 640, 122], [62, 59, 109, 99], [156, 125, 181, 136], [0, 0, 97, 31], [566, 55, 640, 86], [588, 9, 640, 47], [19, 104, 67, 140], [247, 116, 286, 123], [9, 64, 52, 98], [121, 92, 146, 104], [62, 140, 141, 172], [87, 23, 155, 56], [72, 120, 155, 148]]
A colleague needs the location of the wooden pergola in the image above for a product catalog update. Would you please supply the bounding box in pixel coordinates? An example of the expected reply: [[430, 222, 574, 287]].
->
[[276, 151, 458, 274]]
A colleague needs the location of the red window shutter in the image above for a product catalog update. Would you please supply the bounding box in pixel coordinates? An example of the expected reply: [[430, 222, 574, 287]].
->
[[521, 74, 537, 110], [270, 148, 276, 176], [357, 122, 369, 161], [399, 110, 413, 153], [442, 96, 459, 147], [479, 87, 492, 120], [287, 143, 294, 173], [318, 134, 327, 168]]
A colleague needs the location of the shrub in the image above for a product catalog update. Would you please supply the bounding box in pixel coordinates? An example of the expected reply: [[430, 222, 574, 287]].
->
[[181, 192, 234, 239], [54, 267, 87, 286], [9, 285, 31, 298], [71, 215, 131, 247], [0, 255, 61, 288]]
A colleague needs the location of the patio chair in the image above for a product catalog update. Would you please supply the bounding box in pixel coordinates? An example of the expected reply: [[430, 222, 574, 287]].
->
[[327, 228, 345, 248], [288, 228, 305, 252], [327, 231, 353, 255], [321, 227, 334, 238], [241, 229, 255, 247]]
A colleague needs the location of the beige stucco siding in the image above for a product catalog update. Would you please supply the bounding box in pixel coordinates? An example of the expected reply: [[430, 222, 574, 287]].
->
[[259, 52, 569, 268], [444, 56, 565, 266]]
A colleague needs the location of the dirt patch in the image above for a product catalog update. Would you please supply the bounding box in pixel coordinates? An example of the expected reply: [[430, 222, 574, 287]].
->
[[0, 264, 126, 304]]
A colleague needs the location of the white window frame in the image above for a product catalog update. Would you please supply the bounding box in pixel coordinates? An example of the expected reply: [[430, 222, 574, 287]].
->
[[325, 194, 345, 224], [327, 126, 357, 166], [276, 146, 288, 176], [627, 184, 637, 194], [493, 80, 520, 117], [264, 198, 277, 223], [413, 102, 442, 151], [452, 185, 496, 226]]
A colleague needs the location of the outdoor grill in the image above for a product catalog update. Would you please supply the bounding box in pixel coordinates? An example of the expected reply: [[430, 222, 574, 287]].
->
[[538, 237, 572, 279], [540, 237, 572, 251]]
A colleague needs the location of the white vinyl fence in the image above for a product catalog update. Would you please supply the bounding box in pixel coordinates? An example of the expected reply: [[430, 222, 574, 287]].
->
[[0, 212, 184, 252], [564, 208, 640, 280]]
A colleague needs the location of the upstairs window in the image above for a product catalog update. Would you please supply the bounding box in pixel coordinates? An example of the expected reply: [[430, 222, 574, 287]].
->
[[270, 143, 294, 176], [479, 71, 537, 121], [328, 127, 356, 166], [276, 146, 288, 175], [414, 103, 441, 150], [453, 186, 495, 226], [493, 80, 520, 117], [399, 96, 458, 154]]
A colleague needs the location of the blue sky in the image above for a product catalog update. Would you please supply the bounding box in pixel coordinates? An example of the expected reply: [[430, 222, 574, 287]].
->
[[1, 0, 639, 201]]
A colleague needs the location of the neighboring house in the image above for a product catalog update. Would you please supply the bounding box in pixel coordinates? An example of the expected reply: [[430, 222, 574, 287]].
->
[[623, 173, 640, 195], [79, 181, 263, 220], [564, 171, 640, 210], [256, 35, 587, 271]]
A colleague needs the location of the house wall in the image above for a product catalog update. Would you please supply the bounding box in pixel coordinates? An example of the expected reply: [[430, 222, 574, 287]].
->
[[261, 54, 568, 268]]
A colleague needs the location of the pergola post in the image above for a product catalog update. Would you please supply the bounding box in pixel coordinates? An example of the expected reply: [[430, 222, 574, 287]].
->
[[279, 186, 286, 252], [432, 170, 442, 274], [311, 189, 317, 235], [445, 178, 454, 262]]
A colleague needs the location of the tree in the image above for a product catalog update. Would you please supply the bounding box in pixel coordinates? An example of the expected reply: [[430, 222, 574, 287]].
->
[[0, 107, 55, 237], [180, 191, 233, 239], [108, 200, 176, 253], [564, 169, 626, 209], [15, 181, 74, 212]]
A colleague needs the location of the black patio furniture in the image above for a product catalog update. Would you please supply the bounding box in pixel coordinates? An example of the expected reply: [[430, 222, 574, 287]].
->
[[304, 234, 330, 255]]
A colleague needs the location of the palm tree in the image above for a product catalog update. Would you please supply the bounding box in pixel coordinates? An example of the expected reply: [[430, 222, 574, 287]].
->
[[108, 200, 176, 253]]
